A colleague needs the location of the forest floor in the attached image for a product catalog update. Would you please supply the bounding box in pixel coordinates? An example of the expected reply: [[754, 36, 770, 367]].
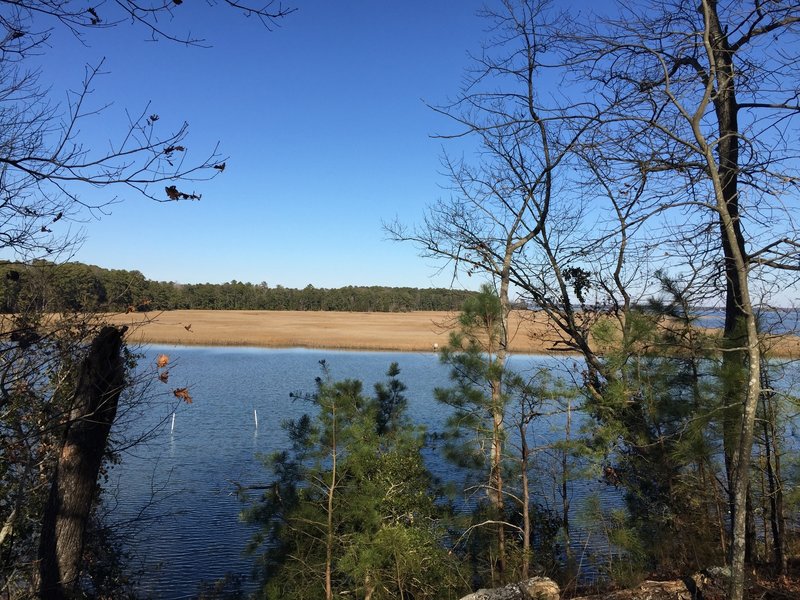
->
[[102, 309, 800, 357]]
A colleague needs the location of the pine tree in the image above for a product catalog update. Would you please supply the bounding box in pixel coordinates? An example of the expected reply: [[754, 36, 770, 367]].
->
[[437, 286, 564, 584], [242, 362, 463, 600]]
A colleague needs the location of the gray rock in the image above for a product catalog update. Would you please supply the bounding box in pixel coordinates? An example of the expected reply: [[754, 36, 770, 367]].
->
[[702, 566, 731, 582], [459, 577, 560, 600]]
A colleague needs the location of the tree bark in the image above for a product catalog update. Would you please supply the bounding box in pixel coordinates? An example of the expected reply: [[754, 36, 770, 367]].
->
[[37, 326, 127, 599], [700, 3, 762, 597], [703, 0, 748, 530], [489, 353, 507, 583], [519, 408, 530, 581]]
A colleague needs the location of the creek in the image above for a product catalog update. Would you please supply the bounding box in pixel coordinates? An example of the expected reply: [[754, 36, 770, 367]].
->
[[108, 345, 623, 598]]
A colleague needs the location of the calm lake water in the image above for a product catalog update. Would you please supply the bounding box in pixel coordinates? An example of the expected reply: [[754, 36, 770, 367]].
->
[[106, 346, 621, 599]]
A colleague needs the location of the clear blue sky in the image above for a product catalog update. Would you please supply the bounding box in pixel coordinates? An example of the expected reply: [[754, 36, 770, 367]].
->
[[37, 1, 495, 288]]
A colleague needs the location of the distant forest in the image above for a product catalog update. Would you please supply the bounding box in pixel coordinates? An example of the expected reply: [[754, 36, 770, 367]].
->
[[0, 261, 476, 313]]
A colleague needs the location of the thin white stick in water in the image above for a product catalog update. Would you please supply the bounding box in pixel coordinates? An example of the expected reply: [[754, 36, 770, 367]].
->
[[171, 412, 176, 434]]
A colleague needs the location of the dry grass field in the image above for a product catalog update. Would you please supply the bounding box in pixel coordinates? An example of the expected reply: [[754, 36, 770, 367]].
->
[[103, 310, 565, 353], [100, 309, 800, 357]]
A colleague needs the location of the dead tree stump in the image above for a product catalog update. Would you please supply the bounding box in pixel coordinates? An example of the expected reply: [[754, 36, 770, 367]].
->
[[37, 326, 127, 599]]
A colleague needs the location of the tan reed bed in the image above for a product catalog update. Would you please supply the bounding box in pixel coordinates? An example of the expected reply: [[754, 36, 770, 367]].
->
[[101, 309, 800, 358], [102, 310, 561, 353]]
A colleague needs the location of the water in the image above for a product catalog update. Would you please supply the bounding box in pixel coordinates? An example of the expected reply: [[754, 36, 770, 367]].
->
[[107, 346, 617, 599], [694, 307, 799, 334]]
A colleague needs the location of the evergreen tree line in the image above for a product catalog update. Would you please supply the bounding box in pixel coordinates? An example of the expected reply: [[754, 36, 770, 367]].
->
[[0, 261, 475, 313]]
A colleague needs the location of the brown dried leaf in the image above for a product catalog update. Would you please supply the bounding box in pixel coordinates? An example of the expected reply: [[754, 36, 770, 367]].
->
[[173, 388, 192, 404], [156, 354, 169, 369], [165, 185, 181, 200], [165, 185, 201, 201]]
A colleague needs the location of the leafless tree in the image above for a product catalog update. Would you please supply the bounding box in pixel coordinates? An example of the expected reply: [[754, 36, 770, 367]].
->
[[0, 0, 294, 259], [388, 1, 598, 581], [564, 1, 800, 595], [393, 1, 799, 597]]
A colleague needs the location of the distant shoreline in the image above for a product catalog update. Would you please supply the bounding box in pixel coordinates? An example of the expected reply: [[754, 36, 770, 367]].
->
[[103, 309, 800, 358]]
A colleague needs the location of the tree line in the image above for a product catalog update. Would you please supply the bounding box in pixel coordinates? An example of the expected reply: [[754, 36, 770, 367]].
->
[[0, 261, 475, 313]]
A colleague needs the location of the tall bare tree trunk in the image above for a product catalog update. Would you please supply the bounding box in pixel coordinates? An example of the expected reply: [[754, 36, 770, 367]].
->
[[702, 0, 748, 532], [491, 265, 514, 582], [699, 3, 762, 597], [489, 405, 506, 583], [37, 326, 127, 599]]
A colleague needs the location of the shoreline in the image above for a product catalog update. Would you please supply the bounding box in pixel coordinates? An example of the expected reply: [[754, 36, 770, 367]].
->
[[102, 309, 800, 358]]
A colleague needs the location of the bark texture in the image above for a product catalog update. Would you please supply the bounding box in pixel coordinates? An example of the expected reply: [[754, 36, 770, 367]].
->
[[37, 326, 127, 599]]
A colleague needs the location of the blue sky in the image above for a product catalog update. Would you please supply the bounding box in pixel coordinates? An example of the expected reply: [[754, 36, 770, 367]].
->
[[36, 1, 493, 288], [35, 1, 797, 306]]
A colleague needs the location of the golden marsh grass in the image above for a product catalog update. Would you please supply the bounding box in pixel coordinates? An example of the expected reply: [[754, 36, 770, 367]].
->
[[100, 309, 800, 357]]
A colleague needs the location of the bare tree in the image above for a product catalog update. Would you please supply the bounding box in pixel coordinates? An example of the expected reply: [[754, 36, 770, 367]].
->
[[394, 0, 799, 596], [388, 1, 594, 582], [566, 1, 800, 596], [37, 325, 126, 599], [0, 0, 294, 260]]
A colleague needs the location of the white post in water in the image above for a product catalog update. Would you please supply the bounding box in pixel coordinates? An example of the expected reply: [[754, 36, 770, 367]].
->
[[171, 412, 176, 434], [254, 408, 258, 429]]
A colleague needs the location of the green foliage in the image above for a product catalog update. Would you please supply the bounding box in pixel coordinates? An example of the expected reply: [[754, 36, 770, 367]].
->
[[581, 275, 731, 575], [0, 260, 476, 313], [435, 285, 578, 586], [243, 362, 465, 599], [435, 286, 507, 475], [579, 495, 649, 589]]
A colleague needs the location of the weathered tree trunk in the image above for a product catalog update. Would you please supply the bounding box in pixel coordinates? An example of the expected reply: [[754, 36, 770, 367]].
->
[[37, 326, 127, 599], [701, 3, 762, 598], [703, 0, 748, 538], [491, 265, 513, 583], [490, 403, 506, 583]]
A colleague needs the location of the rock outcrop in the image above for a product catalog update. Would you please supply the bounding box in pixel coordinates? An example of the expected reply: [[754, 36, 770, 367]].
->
[[459, 577, 560, 600], [571, 570, 730, 600], [458, 568, 734, 600], [571, 579, 696, 599]]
